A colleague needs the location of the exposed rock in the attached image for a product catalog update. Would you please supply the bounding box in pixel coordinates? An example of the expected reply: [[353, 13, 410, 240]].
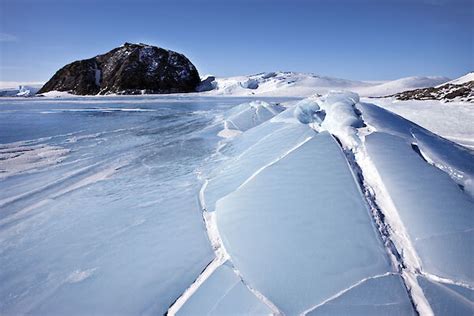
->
[[388, 81, 474, 103], [38, 43, 201, 95], [196, 76, 217, 92]]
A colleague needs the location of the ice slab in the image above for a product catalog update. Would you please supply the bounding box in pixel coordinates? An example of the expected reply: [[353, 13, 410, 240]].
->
[[220, 100, 284, 134], [215, 132, 392, 314], [418, 277, 474, 316], [308, 274, 415, 316], [357, 102, 419, 139], [365, 132, 474, 285], [359, 101, 474, 198], [411, 128, 474, 198], [204, 108, 316, 212], [177, 263, 272, 315]]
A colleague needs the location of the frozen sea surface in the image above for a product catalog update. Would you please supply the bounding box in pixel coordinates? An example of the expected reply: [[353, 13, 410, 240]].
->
[[2, 93, 473, 315], [0, 96, 293, 315]]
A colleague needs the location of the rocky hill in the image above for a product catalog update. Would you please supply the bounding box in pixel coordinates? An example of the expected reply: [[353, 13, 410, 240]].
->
[[37, 43, 201, 95], [388, 72, 473, 102]]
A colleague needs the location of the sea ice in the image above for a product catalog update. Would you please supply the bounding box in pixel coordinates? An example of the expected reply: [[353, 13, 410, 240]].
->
[[177, 263, 272, 315], [215, 132, 393, 314], [365, 132, 474, 285]]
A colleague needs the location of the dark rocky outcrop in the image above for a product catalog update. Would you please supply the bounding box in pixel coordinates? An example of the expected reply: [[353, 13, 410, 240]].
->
[[388, 81, 474, 103], [38, 43, 201, 95]]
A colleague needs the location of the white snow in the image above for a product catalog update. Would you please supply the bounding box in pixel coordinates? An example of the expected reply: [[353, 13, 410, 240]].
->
[[0, 142, 70, 179], [442, 72, 474, 86], [182, 91, 472, 315], [369, 97, 474, 149], [355, 76, 450, 97], [38, 90, 76, 98], [66, 268, 97, 283], [196, 72, 450, 98]]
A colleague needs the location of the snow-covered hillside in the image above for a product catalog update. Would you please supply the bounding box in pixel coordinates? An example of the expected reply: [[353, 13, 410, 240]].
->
[[442, 72, 474, 86], [356, 76, 450, 97], [198, 72, 450, 98], [388, 73, 474, 103]]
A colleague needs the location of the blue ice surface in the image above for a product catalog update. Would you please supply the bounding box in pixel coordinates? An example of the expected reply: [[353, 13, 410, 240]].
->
[[177, 263, 272, 315], [358, 101, 474, 198], [418, 277, 474, 316], [0, 96, 294, 315], [215, 132, 394, 314], [308, 274, 415, 316], [365, 132, 474, 286], [204, 110, 316, 212]]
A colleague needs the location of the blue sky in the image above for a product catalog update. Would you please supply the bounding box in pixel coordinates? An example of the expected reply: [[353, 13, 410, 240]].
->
[[0, 0, 472, 82]]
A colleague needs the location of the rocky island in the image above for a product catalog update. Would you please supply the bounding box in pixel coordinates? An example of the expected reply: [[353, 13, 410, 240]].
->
[[37, 43, 201, 95]]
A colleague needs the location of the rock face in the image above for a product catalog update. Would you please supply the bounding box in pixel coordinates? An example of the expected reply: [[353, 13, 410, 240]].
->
[[388, 81, 474, 103], [38, 43, 201, 95]]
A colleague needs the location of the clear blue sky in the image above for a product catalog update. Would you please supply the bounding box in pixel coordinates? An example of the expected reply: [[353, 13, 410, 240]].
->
[[0, 0, 472, 82]]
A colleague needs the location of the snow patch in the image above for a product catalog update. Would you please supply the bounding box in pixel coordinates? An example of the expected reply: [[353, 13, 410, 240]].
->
[[66, 268, 97, 283]]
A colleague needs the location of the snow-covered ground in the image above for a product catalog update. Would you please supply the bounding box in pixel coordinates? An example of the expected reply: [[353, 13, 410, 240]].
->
[[1, 77, 473, 315], [369, 97, 474, 149], [197, 72, 449, 98]]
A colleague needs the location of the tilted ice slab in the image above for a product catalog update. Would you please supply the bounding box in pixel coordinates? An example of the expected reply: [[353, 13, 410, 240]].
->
[[411, 128, 474, 198], [218, 100, 285, 138], [176, 263, 272, 315], [215, 132, 399, 314], [204, 108, 316, 212], [357, 102, 474, 198], [365, 132, 474, 286], [307, 274, 415, 316], [417, 276, 474, 316]]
